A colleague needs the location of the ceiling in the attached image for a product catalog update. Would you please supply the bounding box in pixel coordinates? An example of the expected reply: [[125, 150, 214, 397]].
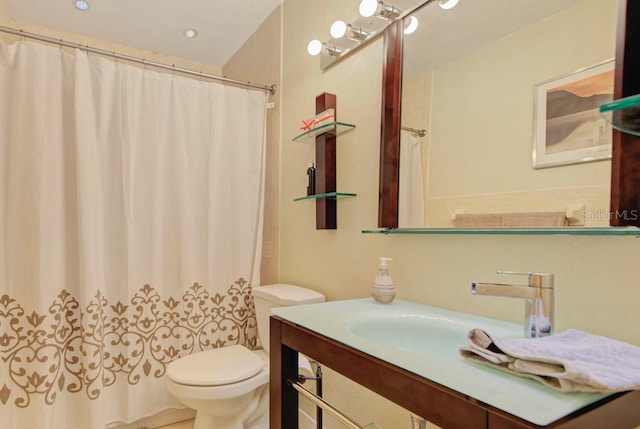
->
[[7, 0, 283, 68], [6, 0, 588, 73]]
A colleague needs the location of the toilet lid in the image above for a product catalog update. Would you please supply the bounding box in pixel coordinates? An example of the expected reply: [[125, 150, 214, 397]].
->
[[167, 345, 265, 386]]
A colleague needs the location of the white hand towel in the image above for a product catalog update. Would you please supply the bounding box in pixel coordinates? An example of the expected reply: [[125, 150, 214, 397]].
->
[[298, 354, 315, 378], [459, 328, 640, 393]]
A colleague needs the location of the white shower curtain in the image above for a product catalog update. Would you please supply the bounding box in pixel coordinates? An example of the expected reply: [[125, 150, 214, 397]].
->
[[398, 130, 425, 228], [0, 40, 266, 428]]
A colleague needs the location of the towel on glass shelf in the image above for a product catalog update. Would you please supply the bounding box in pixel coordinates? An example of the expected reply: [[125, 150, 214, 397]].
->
[[459, 328, 640, 393]]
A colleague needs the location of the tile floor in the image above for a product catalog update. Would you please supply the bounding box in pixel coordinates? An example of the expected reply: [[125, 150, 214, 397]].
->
[[157, 419, 194, 429]]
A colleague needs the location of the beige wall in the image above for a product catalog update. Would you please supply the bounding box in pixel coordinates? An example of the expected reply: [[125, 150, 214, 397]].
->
[[280, 2, 412, 426], [429, 0, 615, 198], [279, 0, 640, 427], [223, 7, 282, 285]]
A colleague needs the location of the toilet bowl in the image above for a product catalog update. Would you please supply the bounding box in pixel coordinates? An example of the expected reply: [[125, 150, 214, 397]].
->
[[166, 284, 325, 429]]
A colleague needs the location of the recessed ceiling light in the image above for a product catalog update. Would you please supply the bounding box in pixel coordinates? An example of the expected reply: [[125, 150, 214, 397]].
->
[[183, 28, 198, 39], [74, 0, 89, 11]]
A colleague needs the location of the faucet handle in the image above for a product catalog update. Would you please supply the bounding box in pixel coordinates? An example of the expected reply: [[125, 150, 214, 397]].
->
[[496, 271, 554, 289]]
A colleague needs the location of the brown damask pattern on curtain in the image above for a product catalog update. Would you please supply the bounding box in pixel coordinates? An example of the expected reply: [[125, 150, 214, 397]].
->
[[0, 278, 257, 408]]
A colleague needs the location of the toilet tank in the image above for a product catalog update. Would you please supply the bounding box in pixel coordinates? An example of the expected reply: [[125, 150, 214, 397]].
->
[[252, 284, 325, 353]]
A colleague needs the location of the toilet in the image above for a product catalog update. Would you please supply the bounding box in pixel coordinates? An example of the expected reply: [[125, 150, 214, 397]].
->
[[166, 284, 325, 429]]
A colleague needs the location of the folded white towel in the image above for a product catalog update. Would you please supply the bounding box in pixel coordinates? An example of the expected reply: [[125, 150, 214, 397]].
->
[[459, 328, 640, 393]]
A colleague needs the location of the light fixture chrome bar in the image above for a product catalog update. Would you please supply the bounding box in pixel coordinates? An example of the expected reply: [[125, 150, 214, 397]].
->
[[402, 126, 427, 137], [359, 0, 403, 20], [346, 25, 371, 41], [379, 3, 403, 19], [324, 43, 344, 57], [0, 25, 277, 95], [288, 379, 364, 429]]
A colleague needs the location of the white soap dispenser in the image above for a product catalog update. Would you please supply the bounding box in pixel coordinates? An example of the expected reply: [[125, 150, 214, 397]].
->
[[371, 257, 395, 304]]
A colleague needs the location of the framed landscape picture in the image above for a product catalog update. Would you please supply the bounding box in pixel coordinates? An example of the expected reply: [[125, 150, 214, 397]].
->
[[533, 59, 615, 168]]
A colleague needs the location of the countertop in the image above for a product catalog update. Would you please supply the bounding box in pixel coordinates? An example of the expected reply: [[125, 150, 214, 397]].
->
[[272, 298, 612, 426]]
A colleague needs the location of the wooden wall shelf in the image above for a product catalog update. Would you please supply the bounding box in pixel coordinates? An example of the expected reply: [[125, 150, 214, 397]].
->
[[294, 93, 356, 230]]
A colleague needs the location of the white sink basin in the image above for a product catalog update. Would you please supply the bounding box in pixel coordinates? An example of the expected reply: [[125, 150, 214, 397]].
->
[[345, 314, 469, 356]]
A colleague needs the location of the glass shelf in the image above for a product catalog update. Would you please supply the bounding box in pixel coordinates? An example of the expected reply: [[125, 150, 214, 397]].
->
[[599, 94, 640, 136], [361, 227, 640, 236], [294, 192, 356, 202], [292, 121, 356, 142]]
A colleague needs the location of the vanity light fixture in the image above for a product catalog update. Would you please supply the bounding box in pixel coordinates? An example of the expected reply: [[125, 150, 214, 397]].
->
[[358, 0, 402, 20], [330, 20, 371, 41], [308, 0, 401, 68], [74, 0, 89, 11], [403, 16, 419, 35], [307, 39, 343, 57], [438, 0, 460, 10]]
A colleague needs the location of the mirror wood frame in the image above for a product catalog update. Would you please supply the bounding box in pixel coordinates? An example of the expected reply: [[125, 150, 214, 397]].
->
[[378, 0, 640, 229]]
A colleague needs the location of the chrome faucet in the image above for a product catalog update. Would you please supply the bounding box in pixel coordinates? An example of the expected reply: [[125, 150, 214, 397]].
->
[[471, 271, 554, 338]]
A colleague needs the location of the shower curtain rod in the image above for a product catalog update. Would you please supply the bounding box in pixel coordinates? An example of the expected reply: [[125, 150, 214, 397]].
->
[[0, 25, 277, 95], [401, 126, 427, 137]]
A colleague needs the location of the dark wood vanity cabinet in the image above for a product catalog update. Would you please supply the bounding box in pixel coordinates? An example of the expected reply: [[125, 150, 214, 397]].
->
[[270, 316, 640, 429]]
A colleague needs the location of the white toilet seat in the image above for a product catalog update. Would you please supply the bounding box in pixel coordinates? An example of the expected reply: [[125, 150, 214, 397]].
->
[[167, 345, 265, 386], [166, 346, 269, 400]]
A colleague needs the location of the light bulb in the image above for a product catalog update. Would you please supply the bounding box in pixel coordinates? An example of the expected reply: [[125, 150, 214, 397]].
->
[[439, 0, 459, 10], [359, 0, 379, 17], [74, 0, 89, 10], [403, 16, 419, 35], [307, 39, 323, 56], [330, 20, 348, 39]]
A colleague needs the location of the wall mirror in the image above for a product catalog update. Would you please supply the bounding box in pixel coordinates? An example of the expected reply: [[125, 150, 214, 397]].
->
[[377, 0, 640, 230]]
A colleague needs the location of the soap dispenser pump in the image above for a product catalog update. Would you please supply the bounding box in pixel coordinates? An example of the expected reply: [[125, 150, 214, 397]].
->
[[372, 257, 395, 304]]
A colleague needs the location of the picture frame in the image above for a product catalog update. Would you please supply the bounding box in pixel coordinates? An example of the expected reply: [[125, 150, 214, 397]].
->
[[532, 59, 615, 169]]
